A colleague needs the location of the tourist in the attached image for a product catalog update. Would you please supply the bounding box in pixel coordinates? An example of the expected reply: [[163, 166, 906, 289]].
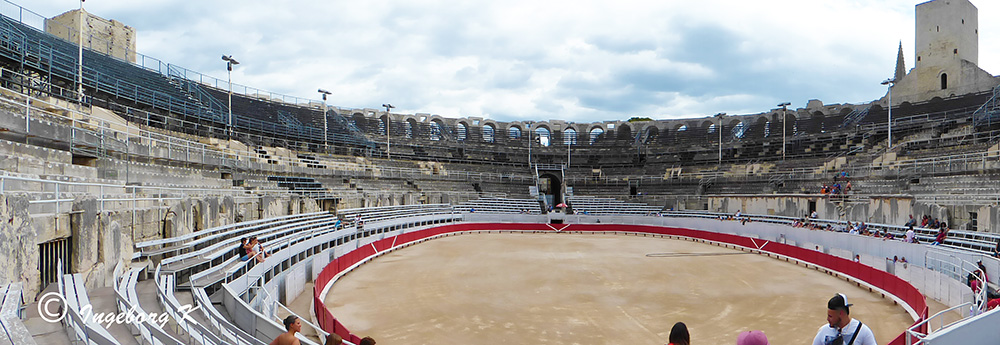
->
[[668, 322, 690, 345], [242, 237, 257, 262], [812, 294, 877, 345], [931, 227, 949, 245], [736, 330, 769, 345], [359, 337, 376, 345], [904, 215, 916, 227], [270, 315, 302, 345], [994, 239, 1000, 258], [252, 236, 270, 261], [325, 333, 342, 345], [904, 226, 915, 243], [810, 210, 818, 219], [239, 237, 250, 261]]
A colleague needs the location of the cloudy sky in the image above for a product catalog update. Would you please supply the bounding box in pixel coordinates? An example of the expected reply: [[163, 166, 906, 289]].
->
[[19, 0, 1000, 123]]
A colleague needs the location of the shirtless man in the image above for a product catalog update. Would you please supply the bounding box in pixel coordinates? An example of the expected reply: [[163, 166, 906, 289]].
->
[[270, 315, 302, 345]]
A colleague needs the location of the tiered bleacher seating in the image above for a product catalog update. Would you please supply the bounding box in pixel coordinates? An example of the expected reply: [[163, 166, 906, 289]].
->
[[337, 204, 455, 225], [267, 176, 328, 198], [0, 16, 218, 128], [59, 266, 122, 345], [112, 264, 184, 344], [567, 196, 662, 215], [454, 197, 542, 214]]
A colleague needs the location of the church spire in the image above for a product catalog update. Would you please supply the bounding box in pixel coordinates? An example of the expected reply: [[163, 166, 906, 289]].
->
[[894, 41, 906, 82]]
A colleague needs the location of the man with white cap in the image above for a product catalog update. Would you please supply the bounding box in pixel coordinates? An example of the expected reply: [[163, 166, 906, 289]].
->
[[812, 293, 877, 345]]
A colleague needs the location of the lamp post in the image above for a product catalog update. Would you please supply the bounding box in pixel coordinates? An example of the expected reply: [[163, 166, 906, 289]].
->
[[382, 104, 394, 159], [566, 129, 572, 169], [881, 78, 896, 149], [318, 89, 331, 152], [222, 55, 239, 139], [715, 113, 726, 166], [77, 0, 85, 104], [778, 102, 791, 160], [525, 121, 534, 167]]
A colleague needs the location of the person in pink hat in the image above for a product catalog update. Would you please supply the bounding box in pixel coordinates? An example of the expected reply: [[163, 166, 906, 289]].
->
[[736, 330, 769, 345]]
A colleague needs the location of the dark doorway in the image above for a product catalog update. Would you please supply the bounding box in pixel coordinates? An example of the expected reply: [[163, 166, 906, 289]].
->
[[538, 173, 563, 206]]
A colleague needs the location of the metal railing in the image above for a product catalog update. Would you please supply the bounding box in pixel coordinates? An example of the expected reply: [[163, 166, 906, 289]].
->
[[905, 302, 973, 345]]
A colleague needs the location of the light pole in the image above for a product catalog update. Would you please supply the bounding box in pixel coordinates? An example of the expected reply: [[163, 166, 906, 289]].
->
[[715, 113, 726, 166], [566, 128, 572, 169], [778, 102, 791, 160], [76, 0, 86, 104], [222, 55, 239, 140], [382, 104, 394, 159], [318, 89, 331, 152], [881, 78, 896, 149], [525, 121, 534, 167]]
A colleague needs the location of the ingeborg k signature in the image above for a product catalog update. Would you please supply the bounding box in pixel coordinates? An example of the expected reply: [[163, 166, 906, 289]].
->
[[38, 291, 200, 329]]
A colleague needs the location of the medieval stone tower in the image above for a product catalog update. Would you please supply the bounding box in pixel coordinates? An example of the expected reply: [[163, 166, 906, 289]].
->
[[891, 0, 998, 103]]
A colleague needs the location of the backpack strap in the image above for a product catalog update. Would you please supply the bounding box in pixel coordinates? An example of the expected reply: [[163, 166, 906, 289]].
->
[[846, 321, 863, 345]]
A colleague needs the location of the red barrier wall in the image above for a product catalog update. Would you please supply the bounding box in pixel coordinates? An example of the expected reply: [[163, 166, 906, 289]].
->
[[313, 223, 927, 344]]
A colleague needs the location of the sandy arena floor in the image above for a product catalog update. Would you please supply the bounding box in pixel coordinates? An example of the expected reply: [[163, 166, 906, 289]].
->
[[326, 233, 914, 345]]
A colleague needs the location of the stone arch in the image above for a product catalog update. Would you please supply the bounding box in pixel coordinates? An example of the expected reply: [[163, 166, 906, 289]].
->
[[379, 114, 389, 136], [753, 117, 769, 139], [352, 113, 367, 132], [508, 125, 523, 140], [404, 118, 418, 138], [702, 120, 716, 134], [588, 127, 605, 144], [617, 123, 633, 140], [430, 119, 446, 141], [728, 119, 745, 139], [534, 126, 551, 147], [482, 123, 496, 143], [644, 126, 660, 143], [563, 127, 578, 145], [455, 121, 469, 141]]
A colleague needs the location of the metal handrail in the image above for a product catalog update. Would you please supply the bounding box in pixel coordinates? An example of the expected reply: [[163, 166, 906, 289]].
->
[[905, 302, 972, 345]]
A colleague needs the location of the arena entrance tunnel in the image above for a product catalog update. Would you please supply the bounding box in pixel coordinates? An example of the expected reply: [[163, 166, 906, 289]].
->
[[313, 223, 928, 345], [537, 172, 562, 207]]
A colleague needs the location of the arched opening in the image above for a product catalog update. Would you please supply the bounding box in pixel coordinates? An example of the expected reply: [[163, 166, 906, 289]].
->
[[508, 126, 522, 140], [617, 124, 632, 141], [535, 127, 551, 147], [538, 172, 563, 208], [564, 128, 578, 145], [405, 119, 416, 138], [731, 121, 746, 139], [589, 127, 605, 145], [941, 73, 948, 89], [753, 117, 769, 139], [352, 113, 367, 132], [644, 126, 659, 143], [456, 122, 468, 141], [483, 124, 496, 143], [430, 120, 444, 141]]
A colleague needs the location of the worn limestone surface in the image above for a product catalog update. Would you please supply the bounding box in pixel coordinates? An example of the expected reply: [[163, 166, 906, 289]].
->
[[0, 194, 40, 298]]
